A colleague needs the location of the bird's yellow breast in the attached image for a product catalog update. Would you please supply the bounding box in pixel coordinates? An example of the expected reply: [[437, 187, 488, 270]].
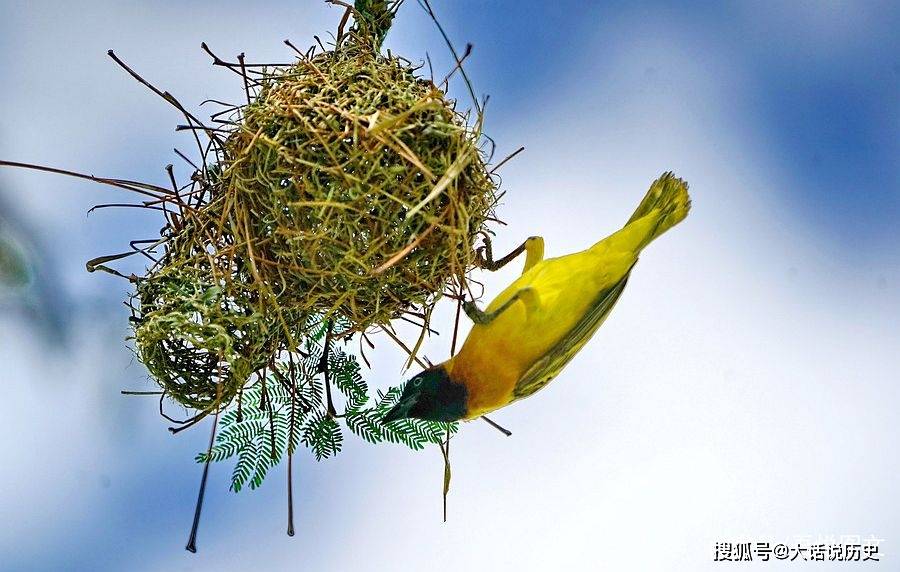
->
[[449, 230, 642, 418]]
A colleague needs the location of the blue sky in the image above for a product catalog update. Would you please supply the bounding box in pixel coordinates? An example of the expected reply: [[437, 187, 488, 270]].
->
[[1, 1, 898, 571], [443, 0, 900, 250]]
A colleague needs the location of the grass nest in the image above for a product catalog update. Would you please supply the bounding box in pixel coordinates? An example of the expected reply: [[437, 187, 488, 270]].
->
[[220, 42, 496, 327], [122, 5, 500, 409], [133, 266, 275, 411]]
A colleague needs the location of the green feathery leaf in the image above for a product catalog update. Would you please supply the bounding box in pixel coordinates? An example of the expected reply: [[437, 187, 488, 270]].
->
[[196, 321, 458, 492]]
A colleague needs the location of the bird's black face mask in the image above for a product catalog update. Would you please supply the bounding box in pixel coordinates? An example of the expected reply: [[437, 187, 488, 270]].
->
[[382, 366, 467, 423]]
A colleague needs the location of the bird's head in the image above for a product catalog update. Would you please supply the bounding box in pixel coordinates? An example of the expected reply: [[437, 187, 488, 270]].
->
[[382, 365, 467, 423]]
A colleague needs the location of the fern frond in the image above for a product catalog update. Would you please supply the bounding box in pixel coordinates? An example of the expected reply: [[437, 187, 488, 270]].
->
[[345, 409, 384, 444], [231, 440, 259, 493], [195, 319, 459, 493], [330, 347, 367, 404], [302, 411, 343, 461]]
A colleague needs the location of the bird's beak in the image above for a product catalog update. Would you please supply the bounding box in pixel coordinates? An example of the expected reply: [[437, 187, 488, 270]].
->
[[383, 400, 411, 424]]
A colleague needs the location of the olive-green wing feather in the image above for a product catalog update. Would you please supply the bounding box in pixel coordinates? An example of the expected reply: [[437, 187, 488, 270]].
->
[[512, 270, 632, 400]]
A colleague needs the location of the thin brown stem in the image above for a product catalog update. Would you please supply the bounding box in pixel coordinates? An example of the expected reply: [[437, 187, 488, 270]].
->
[[419, 0, 480, 116], [439, 43, 473, 89], [0, 160, 167, 200], [237, 53, 252, 107], [490, 146, 526, 174], [480, 415, 511, 437], [441, 427, 451, 522], [286, 354, 298, 537], [168, 409, 212, 434], [450, 289, 463, 356], [381, 325, 427, 369], [260, 372, 278, 461], [108, 49, 217, 175], [318, 321, 337, 417], [185, 383, 223, 553]]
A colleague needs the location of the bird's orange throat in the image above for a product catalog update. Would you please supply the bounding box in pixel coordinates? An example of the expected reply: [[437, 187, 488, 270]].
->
[[446, 353, 520, 419]]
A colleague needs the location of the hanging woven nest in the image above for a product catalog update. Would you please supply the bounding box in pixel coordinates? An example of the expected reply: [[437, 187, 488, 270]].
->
[[219, 41, 496, 328], [123, 1, 498, 408]]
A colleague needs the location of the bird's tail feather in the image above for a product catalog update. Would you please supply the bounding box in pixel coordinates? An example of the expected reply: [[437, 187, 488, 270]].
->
[[626, 172, 691, 249]]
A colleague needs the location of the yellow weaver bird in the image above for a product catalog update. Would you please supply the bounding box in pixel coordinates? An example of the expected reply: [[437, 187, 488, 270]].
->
[[384, 172, 690, 423]]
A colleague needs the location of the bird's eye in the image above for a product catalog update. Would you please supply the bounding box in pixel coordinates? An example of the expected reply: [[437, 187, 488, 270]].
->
[[413, 377, 423, 387]]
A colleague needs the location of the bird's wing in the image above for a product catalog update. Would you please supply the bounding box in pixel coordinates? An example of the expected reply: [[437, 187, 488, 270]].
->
[[512, 269, 632, 400]]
